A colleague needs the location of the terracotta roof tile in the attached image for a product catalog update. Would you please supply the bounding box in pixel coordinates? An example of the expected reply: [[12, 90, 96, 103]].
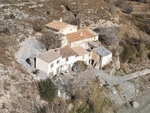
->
[[60, 46, 78, 58], [66, 29, 98, 42], [45, 21, 69, 31], [39, 50, 61, 63], [72, 46, 89, 56]]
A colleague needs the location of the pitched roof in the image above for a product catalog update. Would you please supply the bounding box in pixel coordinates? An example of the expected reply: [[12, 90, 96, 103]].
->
[[60, 46, 78, 58], [39, 50, 61, 63], [92, 46, 112, 57], [66, 29, 98, 42], [72, 46, 89, 56], [45, 21, 69, 31], [88, 41, 101, 48]]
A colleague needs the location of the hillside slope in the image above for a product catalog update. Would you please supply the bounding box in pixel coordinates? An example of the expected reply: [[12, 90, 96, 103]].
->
[[0, 0, 150, 113]]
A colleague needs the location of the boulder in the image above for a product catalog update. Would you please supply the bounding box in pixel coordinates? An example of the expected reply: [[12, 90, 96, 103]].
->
[[58, 88, 71, 100], [130, 101, 140, 108]]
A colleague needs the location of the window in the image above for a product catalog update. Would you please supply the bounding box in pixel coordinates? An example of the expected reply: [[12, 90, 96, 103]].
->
[[57, 60, 59, 64], [66, 58, 68, 61], [51, 63, 54, 68], [83, 55, 84, 59], [89, 53, 91, 56]]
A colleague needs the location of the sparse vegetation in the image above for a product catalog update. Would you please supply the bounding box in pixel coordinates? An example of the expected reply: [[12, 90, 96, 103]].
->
[[71, 79, 114, 113], [132, 15, 150, 34], [119, 37, 147, 63]]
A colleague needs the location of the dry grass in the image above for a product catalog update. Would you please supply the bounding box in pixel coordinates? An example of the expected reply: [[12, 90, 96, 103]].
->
[[70, 80, 115, 113], [0, 34, 13, 65]]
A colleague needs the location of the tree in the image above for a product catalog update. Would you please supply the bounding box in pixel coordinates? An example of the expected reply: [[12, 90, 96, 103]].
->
[[94, 27, 119, 46], [32, 21, 43, 32], [40, 31, 62, 50], [123, 4, 133, 14], [115, 0, 127, 7], [38, 78, 58, 103]]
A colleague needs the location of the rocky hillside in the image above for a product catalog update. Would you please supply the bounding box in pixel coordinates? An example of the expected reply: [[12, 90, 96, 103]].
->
[[0, 64, 46, 113], [0, 0, 150, 113]]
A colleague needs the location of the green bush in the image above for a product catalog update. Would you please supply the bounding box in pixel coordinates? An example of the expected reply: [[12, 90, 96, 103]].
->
[[72, 61, 87, 72], [38, 78, 57, 103]]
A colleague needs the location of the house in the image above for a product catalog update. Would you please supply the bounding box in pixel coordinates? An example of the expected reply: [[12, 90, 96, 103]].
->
[[88, 41, 101, 50], [59, 45, 78, 71], [72, 46, 91, 65], [65, 29, 98, 49], [36, 50, 62, 75], [36, 21, 113, 76], [91, 46, 112, 69], [45, 20, 78, 35]]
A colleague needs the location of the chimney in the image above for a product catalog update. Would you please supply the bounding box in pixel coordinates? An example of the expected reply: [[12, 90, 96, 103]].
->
[[59, 17, 62, 22], [79, 32, 83, 36]]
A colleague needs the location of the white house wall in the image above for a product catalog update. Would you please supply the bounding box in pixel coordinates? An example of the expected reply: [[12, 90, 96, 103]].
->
[[36, 57, 49, 74], [61, 55, 76, 71], [101, 53, 112, 68], [60, 36, 68, 48], [70, 35, 99, 49], [75, 53, 91, 65], [48, 57, 62, 75], [60, 25, 77, 35]]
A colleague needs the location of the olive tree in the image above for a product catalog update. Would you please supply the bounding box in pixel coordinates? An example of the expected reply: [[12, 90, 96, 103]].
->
[[94, 27, 119, 46], [40, 31, 62, 50]]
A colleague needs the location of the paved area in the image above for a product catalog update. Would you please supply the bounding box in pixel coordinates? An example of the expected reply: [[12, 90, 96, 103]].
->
[[15, 36, 45, 80]]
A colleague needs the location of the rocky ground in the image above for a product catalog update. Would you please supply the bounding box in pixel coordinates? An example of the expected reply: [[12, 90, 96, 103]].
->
[[0, 64, 47, 113], [0, 0, 150, 113]]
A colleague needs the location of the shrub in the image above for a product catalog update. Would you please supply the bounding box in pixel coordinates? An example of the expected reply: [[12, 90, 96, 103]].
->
[[32, 21, 42, 32], [38, 78, 57, 103], [94, 27, 119, 46], [119, 37, 146, 64], [9, 14, 15, 19], [3, 27, 9, 34], [72, 61, 87, 72], [115, 0, 126, 7], [32, 69, 39, 74], [123, 5, 133, 14], [0, 27, 9, 34]]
